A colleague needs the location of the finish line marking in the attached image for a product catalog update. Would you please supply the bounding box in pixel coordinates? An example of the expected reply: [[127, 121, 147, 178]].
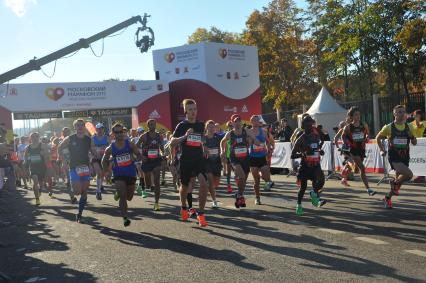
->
[[354, 237, 388, 245], [405, 250, 426, 257]]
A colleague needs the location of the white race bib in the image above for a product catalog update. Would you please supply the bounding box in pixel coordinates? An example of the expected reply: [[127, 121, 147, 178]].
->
[[234, 147, 248, 158], [116, 153, 132, 167], [76, 165, 90, 177], [148, 149, 159, 159], [186, 134, 202, 147], [208, 148, 219, 157], [352, 132, 364, 141]]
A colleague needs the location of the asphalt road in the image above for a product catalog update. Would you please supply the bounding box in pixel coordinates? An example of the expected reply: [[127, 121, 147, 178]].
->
[[1, 173, 425, 283]]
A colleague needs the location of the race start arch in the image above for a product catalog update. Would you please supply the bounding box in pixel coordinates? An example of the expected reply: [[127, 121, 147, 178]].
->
[[0, 80, 171, 139]]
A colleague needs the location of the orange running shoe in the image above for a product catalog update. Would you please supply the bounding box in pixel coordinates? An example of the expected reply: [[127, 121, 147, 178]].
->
[[227, 184, 233, 193], [197, 214, 208, 227], [180, 208, 189, 221]]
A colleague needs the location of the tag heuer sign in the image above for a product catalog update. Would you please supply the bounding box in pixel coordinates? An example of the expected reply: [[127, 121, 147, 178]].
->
[[13, 111, 63, 120]]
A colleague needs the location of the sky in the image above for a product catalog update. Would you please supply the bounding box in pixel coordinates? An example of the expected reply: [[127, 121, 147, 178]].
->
[[0, 0, 307, 84]]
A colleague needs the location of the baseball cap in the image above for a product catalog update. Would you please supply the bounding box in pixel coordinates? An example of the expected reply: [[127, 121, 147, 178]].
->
[[137, 127, 145, 133], [95, 123, 104, 129]]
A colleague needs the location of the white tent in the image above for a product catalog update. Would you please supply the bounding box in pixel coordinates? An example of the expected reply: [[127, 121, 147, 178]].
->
[[298, 87, 347, 138]]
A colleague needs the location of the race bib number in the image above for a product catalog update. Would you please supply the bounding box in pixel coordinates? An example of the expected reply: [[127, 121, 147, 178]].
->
[[234, 147, 247, 158], [208, 148, 219, 157], [393, 137, 408, 148], [148, 149, 159, 159], [310, 143, 318, 149], [116, 153, 132, 167], [186, 134, 202, 147], [76, 165, 90, 177], [252, 144, 266, 153], [30, 154, 42, 163], [352, 132, 364, 142]]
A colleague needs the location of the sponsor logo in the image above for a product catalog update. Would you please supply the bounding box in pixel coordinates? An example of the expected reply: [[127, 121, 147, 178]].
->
[[175, 68, 180, 74], [129, 84, 137, 92], [149, 110, 161, 119], [184, 66, 189, 73], [157, 84, 163, 91], [234, 72, 239, 80], [219, 48, 227, 59], [45, 87, 65, 101], [241, 105, 248, 113], [224, 106, 237, 113], [164, 52, 175, 63]]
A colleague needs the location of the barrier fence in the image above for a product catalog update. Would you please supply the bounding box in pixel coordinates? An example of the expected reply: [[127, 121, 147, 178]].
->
[[271, 138, 426, 177]]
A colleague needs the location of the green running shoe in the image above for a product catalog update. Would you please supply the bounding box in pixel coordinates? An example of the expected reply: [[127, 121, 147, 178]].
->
[[114, 191, 120, 201], [310, 191, 320, 207], [123, 217, 131, 227], [136, 185, 143, 196], [142, 190, 149, 198], [296, 203, 303, 216]]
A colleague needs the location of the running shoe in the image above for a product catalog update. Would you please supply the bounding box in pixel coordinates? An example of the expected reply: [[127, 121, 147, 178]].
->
[[390, 181, 400, 196], [100, 186, 105, 192], [96, 191, 102, 200], [153, 203, 160, 211], [180, 208, 189, 221], [136, 185, 143, 196], [211, 200, 218, 209], [239, 196, 246, 208], [71, 196, 77, 204], [35, 198, 41, 206], [141, 190, 149, 198], [123, 217, 131, 227], [227, 184, 233, 193], [197, 214, 208, 227], [367, 188, 376, 196], [48, 192, 53, 198], [341, 178, 350, 187], [310, 191, 320, 207], [318, 198, 327, 207], [188, 208, 197, 218], [296, 203, 303, 216], [383, 196, 393, 209], [264, 181, 273, 191], [114, 191, 120, 201], [255, 196, 261, 205], [76, 213, 82, 223]]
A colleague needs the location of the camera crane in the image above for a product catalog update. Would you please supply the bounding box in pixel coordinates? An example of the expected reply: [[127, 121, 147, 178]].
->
[[0, 14, 154, 85]]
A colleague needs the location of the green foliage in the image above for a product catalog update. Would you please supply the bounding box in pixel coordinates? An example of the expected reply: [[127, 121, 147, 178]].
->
[[187, 0, 425, 109]]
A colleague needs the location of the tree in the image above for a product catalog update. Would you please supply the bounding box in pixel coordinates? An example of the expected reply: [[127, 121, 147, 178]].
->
[[187, 27, 242, 44], [242, 0, 317, 110]]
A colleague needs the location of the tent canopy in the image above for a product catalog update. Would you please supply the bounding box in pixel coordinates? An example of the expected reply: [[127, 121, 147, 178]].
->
[[307, 87, 346, 114], [298, 87, 347, 137]]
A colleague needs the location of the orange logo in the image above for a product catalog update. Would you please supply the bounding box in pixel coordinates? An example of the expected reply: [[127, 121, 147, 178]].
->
[[219, 48, 227, 59], [164, 52, 175, 63], [45, 87, 65, 101]]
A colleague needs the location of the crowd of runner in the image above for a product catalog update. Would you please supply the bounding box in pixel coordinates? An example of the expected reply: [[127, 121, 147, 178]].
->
[[0, 100, 424, 227]]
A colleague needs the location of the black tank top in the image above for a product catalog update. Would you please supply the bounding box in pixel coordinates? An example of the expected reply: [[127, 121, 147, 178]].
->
[[389, 122, 410, 158], [205, 134, 221, 160], [349, 123, 367, 150], [142, 132, 161, 160], [28, 143, 44, 165], [230, 129, 249, 160], [68, 134, 91, 169], [301, 132, 321, 167]]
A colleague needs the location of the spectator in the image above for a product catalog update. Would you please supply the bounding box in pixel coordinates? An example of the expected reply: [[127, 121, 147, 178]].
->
[[411, 110, 425, 183], [317, 125, 330, 141], [276, 118, 293, 142]]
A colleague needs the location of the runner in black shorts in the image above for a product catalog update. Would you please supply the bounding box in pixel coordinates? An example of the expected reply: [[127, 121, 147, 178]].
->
[[221, 114, 259, 208], [171, 99, 208, 227], [204, 120, 222, 208]]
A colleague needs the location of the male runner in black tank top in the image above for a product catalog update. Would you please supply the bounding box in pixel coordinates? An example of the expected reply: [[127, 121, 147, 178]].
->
[[171, 99, 208, 227], [137, 119, 164, 211], [58, 119, 99, 223]]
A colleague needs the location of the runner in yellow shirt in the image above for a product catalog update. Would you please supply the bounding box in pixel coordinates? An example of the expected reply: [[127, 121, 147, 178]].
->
[[376, 105, 417, 209]]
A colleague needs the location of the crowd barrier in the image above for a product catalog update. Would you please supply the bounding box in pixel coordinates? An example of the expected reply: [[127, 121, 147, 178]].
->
[[271, 138, 426, 177]]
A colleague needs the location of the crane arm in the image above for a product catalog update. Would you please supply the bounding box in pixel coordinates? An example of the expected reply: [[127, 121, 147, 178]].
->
[[0, 14, 154, 85]]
